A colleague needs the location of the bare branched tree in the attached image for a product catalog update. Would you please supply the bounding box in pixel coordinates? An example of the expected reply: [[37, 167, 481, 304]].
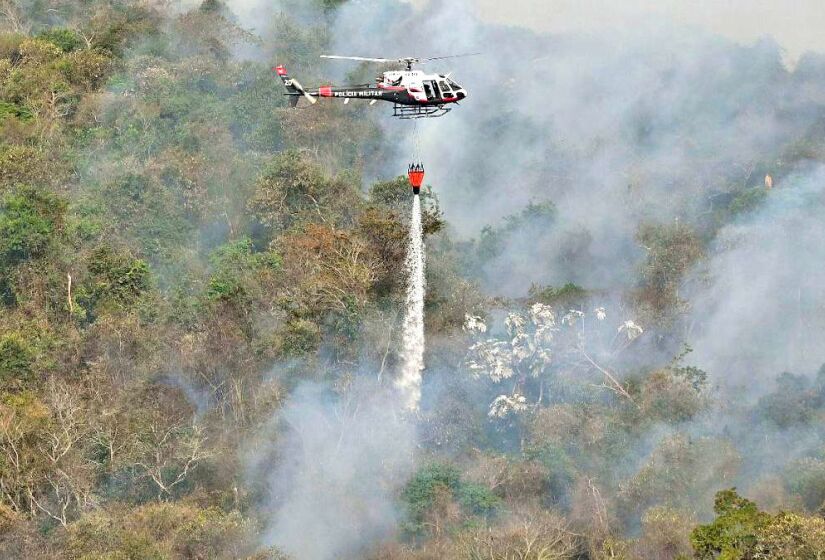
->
[[133, 422, 210, 498], [0, 0, 28, 34], [455, 507, 581, 560]]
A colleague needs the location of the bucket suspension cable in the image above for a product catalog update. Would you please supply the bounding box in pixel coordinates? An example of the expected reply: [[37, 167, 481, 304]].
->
[[413, 119, 422, 163]]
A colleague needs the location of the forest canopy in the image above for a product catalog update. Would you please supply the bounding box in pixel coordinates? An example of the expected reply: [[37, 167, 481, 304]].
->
[[2, 0, 825, 559]]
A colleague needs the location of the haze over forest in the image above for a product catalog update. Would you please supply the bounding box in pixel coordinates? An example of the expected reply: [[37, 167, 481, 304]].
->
[[2, 0, 825, 558]]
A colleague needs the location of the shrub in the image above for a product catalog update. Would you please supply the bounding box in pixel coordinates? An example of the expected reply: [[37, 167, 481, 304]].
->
[[402, 463, 503, 535], [619, 436, 741, 518], [634, 222, 703, 322], [57, 49, 112, 89], [453, 507, 579, 560], [475, 202, 556, 266], [0, 186, 65, 266], [456, 482, 501, 517], [78, 245, 152, 318], [634, 506, 695, 560], [757, 372, 820, 429], [368, 177, 444, 235], [0, 146, 51, 187], [280, 319, 321, 357], [37, 28, 84, 53], [783, 457, 825, 512], [728, 187, 768, 216], [402, 463, 462, 528], [531, 445, 578, 506], [206, 237, 281, 305], [0, 333, 33, 385], [528, 282, 588, 308], [755, 511, 825, 558], [0, 101, 33, 121], [640, 369, 708, 423], [249, 151, 361, 238]]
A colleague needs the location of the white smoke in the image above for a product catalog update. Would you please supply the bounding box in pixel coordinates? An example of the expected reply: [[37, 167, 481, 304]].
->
[[259, 382, 416, 560], [687, 165, 825, 387], [239, 2, 825, 553], [257, 196, 427, 558], [396, 194, 426, 410], [326, 0, 823, 296]]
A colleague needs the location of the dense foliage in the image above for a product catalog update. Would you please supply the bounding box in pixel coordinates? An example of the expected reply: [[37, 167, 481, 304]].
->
[[2, 1, 825, 559]]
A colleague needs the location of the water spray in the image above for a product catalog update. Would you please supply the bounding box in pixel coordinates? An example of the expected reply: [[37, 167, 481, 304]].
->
[[397, 194, 426, 410]]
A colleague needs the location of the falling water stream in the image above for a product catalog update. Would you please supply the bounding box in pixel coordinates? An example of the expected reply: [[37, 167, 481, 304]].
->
[[397, 194, 425, 410]]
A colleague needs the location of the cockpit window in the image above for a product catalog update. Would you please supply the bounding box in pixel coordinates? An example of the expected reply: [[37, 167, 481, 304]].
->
[[447, 79, 461, 90], [439, 81, 451, 93]]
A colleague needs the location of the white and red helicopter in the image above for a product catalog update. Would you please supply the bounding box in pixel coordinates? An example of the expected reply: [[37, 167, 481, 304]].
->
[[275, 54, 476, 119]]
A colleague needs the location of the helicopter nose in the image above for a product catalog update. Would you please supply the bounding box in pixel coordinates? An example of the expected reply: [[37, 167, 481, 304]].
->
[[457, 90, 466, 100]]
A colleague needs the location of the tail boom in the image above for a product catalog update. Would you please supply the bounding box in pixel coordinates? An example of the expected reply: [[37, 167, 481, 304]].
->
[[274, 65, 316, 106], [275, 65, 422, 108]]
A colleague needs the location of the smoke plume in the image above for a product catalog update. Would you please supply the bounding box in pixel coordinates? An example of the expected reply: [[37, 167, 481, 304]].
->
[[260, 382, 416, 560]]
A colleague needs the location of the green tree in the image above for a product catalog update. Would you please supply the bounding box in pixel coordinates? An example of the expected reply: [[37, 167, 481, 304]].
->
[[691, 489, 770, 560], [691, 489, 825, 560]]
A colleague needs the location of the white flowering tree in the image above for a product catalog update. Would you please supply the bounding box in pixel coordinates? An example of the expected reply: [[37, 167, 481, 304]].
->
[[464, 303, 641, 419]]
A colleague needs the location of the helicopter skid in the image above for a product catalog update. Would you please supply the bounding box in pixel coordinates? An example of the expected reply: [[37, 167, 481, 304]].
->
[[393, 103, 452, 119]]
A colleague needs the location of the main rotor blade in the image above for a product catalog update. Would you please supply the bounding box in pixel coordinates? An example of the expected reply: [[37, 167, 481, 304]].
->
[[321, 55, 394, 63], [421, 53, 481, 62], [321, 53, 479, 67]]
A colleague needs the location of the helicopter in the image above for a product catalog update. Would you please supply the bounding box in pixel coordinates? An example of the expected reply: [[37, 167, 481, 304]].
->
[[275, 54, 476, 119]]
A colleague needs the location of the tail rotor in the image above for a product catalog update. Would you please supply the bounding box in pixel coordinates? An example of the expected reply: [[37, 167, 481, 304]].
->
[[274, 65, 317, 106]]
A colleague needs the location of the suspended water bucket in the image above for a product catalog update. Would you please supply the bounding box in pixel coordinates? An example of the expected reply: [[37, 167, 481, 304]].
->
[[408, 163, 425, 195]]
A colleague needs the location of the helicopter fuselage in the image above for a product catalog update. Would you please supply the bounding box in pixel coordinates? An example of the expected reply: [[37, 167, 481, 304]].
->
[[278, 66, 465, 104], [307, 71, 466, 105]]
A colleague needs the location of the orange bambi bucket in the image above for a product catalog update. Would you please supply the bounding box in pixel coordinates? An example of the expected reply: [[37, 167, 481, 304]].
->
[[408, 163, 425, 195]]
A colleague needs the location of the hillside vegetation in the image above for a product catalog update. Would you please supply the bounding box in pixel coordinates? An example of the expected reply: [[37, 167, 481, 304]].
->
[[2, 1, 825, 559]]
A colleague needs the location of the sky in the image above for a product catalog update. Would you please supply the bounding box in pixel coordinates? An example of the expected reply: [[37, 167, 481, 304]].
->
[[411, 0, 825, 64]]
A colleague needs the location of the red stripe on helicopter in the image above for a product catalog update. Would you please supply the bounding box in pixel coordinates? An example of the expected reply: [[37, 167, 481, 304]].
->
[[378, 84, 406, 91], [319, 86, 333, 97]]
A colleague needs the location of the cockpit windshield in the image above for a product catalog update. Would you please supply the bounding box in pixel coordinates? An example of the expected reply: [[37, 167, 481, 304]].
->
[[447, 78, 462, 90]]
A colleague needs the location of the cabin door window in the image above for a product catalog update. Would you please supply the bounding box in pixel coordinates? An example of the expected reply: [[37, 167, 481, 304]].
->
[[423, 80, 439, 101]]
